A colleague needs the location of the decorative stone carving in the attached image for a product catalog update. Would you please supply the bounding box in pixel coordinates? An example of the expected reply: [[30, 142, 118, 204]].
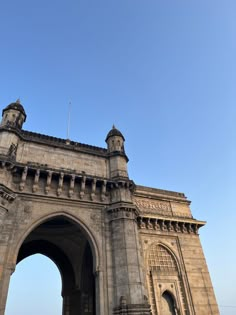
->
[[45, 171, 52, 194], [0, 102, 219, 315], [19, 166, 28, 191], [91, 178, 96, 200], [107, 205, 139, 222], [0, 186, 16, 216], [8, 143, 17, 159], [101, 180, 107, 201], [14, 201, 33, 224], [69, 174, 75, 197], [32, 169, 40, 193], [134, 197, 172, 216], [153, 219, 160, 230], [57, 172, 64, 196], [137, 216, 202, 235], [90, 213, 102, 233], [147, 218, 153, 229], [80, 176, 86, 199]]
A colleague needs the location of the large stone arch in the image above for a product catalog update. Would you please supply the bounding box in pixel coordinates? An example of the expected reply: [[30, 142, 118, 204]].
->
[[0, 100, 219, 314], [5, 212, 102, 315], [11, 211, 100, 273], [17, 239, 75, 294]]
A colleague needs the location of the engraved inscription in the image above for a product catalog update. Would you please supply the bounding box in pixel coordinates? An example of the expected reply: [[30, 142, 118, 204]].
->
[[134, 198, 172, 216]]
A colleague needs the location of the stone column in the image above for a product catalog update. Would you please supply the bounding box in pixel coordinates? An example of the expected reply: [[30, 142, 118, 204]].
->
[[108, 203, 150, 315], [62, 289, 81, 315], [0, 264, 14, 315], [96, 269, 106, 315]]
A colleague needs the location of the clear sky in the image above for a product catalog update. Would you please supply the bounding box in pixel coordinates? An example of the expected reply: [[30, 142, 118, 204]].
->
[[1, 1, 235, 314]]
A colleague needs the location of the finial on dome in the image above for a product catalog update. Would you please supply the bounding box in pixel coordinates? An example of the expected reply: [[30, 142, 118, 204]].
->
[[105, 125, 125, 142], [16, 98, 21, 104]]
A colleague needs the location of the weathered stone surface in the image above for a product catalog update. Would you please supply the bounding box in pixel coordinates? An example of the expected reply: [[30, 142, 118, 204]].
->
[[0, 102, 219, 315]]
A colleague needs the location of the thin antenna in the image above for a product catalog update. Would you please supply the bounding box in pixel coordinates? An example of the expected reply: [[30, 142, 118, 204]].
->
[[67, 101, 72, 140]]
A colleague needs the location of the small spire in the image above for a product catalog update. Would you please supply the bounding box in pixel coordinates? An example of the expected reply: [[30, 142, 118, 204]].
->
[[112, 124, 116, 129], [16, 98, 21, 104]]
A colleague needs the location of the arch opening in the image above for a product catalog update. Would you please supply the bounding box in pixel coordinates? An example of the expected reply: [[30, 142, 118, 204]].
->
[[147, 243, 189, 315], [5, 254, 63, 315], [161, 291, 176, 315], [8, 215, 96, 315]]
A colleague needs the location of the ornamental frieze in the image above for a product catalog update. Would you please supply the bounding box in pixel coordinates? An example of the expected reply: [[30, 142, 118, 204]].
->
[[137, 216, 203, 235], [134, 197, 172, 217]]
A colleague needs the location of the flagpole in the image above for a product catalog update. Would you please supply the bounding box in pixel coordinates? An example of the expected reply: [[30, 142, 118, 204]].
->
[[67, 101, 72, 140]]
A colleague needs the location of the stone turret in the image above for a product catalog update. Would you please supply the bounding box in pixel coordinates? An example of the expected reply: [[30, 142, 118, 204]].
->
[[106, 125, 149, 314], [106, 125, 129, 179], [1, 99, 26, 129]]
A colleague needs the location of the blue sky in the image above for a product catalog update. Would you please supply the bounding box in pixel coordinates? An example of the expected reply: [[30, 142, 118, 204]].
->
[[1, 1, 235, 314]]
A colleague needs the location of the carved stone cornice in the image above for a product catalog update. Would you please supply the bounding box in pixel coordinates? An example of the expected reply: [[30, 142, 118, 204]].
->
[[137, 216, 205, 235], [0, 126, 107, 157], [0, 159, 139, 206], [134, 185, 191, 204], [0, 159, 110, 201]]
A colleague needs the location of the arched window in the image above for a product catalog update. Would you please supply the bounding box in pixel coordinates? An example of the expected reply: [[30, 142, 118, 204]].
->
[[161, 291, 176, 315], [148, 244, 178, 274], [147, 244, 188, 315]]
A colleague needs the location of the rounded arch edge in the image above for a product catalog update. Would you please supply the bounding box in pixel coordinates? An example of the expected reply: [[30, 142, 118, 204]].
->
[[10, 211, 101, 274], [146, 241, 181, 274]]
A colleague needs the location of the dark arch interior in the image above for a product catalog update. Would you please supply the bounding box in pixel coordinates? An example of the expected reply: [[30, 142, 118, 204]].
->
[[16, 216, 96, 315], [162, 291, 176, 315]]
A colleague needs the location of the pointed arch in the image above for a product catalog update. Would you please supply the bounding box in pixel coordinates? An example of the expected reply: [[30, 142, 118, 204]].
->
[[6, 212, 99, 315], [146, 242, 189, 315], [11, 212, 100, 273], [17, 239, 75, 294], [147, 242, 180, 275], [161, 290, 177, 315]]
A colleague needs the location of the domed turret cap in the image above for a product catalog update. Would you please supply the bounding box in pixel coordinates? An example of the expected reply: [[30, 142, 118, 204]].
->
[[105, 125, 125, 142], [2, 99, 26, 120]]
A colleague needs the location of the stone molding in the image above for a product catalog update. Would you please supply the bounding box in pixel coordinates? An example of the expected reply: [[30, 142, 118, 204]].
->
[[0, 159, 136, 201], [137, 216, 205, 234], [107, 203, 139, 221], [0, 159, 133, 202], [0, 125, 107, 156], [135, 185, 189, 202]]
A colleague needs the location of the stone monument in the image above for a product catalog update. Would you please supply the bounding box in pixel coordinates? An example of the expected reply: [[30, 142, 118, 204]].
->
[[0, 100, 219, 314]]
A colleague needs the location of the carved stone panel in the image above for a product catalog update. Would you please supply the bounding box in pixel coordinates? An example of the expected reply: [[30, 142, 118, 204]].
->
[[134, 197, 172, 217], [171, 202, 192, 218]]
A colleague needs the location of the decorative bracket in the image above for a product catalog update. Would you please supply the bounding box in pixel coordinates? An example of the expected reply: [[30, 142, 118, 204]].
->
[[0, 185, 16, 215]]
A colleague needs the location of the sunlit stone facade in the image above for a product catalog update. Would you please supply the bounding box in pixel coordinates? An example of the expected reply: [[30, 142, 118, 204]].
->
[[0, 101, 219, 314]]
